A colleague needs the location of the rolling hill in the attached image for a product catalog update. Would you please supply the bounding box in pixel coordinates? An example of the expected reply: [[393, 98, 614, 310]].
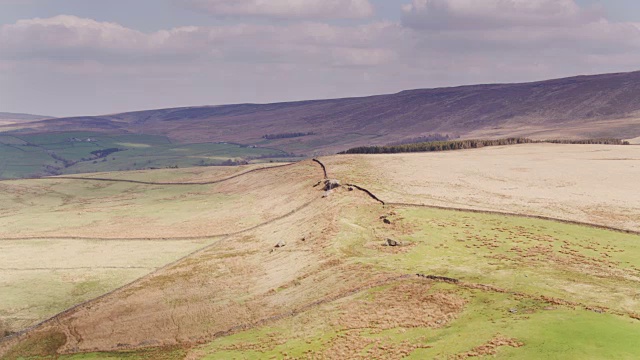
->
[[0, 112, 54, 122], [1, 144, 639, 359], [3, 71, 640, 155], [0, 113, 55, 127]]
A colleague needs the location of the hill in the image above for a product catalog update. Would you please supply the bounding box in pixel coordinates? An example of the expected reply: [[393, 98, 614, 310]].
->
[[0, 112, 54, 122], [3, 71, 640, 155], [1, 144, 639, 359], [0, 113, 55, 127]]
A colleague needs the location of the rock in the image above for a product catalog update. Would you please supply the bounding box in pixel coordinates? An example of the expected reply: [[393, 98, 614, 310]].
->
[[383, 218, 392, 224], [509, 308, 518, 314], [348, 187, 354, 191], [386, 238, 400, 247], [275, 241, 286, 248], [324, 179, 341, 191]]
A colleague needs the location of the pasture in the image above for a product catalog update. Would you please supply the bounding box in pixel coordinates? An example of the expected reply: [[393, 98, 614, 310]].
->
[[0, 132, 290, 180]]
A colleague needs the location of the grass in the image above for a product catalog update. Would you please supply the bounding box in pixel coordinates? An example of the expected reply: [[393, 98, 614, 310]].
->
[[2, 158, 638, 359], [166, 282, 640, 359], [0, 132, 290, 179], [33, 200, 639, 359], [0, 238, 215, 333], [0, 177, 245, 238], [336, 206, 640, 315]]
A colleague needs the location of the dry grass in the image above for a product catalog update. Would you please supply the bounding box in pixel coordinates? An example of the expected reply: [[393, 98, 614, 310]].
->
[[0, 238, 213, 333], [3, 148, 640, 359], [335, 282, 466, 331], [0, 161, 318, 239], [326, 143, 640, 232]]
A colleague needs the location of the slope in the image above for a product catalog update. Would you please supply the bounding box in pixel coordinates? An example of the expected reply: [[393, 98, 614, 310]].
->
[[3, 71, 640, 154], [1, 145, 639, 359]]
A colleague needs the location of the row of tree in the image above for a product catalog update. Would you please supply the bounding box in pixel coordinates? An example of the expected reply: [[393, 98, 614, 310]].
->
[[263, 132, 316, 140], [386, 133, 454, 146], [544, 139, 630, 145], [340, 138, 629, 155]]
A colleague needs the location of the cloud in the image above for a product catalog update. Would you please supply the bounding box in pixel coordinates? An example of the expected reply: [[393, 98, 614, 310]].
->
[[3, 1, 640, 116], [181, 0, 374, 19], [401, 0, 603, 30], [0, 15, 395, 67]]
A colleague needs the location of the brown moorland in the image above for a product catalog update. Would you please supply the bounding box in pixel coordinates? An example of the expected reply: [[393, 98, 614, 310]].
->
[[3, 71, 640, 154]]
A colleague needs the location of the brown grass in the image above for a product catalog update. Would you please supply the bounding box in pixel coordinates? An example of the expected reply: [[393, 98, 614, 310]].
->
[[326, 144, 640, 232], [452, 336, 524, 359], [336, 282, 466, 331]]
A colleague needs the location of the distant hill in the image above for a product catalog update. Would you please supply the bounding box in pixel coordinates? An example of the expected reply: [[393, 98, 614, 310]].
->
[[0, 112, 54, 122], [3, 71, 640, 154], [0, 112, 53, 126]]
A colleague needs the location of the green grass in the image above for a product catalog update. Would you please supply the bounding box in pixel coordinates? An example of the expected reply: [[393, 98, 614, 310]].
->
[[337, 206, 640, 315], [165, 282, 640, 359], [0, 132, 289, 179]]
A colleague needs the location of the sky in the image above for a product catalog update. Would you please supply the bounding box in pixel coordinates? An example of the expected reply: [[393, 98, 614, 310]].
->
[[1, 0, 640, 117]]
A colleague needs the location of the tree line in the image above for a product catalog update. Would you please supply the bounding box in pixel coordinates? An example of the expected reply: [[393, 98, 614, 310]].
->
[[386, 133, 454, 146], [340, 138, 629, 155], [263, 132, 316, 140]]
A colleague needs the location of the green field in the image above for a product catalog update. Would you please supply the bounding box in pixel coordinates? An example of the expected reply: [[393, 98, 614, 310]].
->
[[0, 132, 291, 179]]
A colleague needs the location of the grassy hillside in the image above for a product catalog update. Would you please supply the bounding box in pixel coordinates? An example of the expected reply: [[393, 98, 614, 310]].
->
[[3, 71, 640, 154], [1, 146, 639, 359], [0, 162, 321, 337], [0, 132, 291, 179], [0, 113, 54, 121]]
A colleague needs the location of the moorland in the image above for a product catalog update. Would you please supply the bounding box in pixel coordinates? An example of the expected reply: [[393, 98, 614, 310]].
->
[[3, 70, 640, 179], [1, 143, 639, 359]]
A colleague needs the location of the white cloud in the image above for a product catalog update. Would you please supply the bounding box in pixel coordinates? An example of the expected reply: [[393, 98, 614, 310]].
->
[[3, 1, 640, 115], [401, 0, 603, 30], [181, 0, 374, 19], [0, 15, 396, 67]]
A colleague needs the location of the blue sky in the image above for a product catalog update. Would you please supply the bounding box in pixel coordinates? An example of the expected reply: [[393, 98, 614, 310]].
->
[[1, 0, 640, 116]]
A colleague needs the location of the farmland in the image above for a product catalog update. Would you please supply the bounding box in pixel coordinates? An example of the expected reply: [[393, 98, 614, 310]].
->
[[1, 144, 639, 359], [0, 132, 291, 180]]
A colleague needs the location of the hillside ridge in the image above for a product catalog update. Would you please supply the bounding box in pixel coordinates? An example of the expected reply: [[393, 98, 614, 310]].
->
[[3, 70, 640, 154]]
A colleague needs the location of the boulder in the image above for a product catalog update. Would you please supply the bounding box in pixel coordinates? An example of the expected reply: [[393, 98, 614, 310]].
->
[[386, 238, 400, 247], [324, 179, 341, 191], [275, 241, 286, 248]]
